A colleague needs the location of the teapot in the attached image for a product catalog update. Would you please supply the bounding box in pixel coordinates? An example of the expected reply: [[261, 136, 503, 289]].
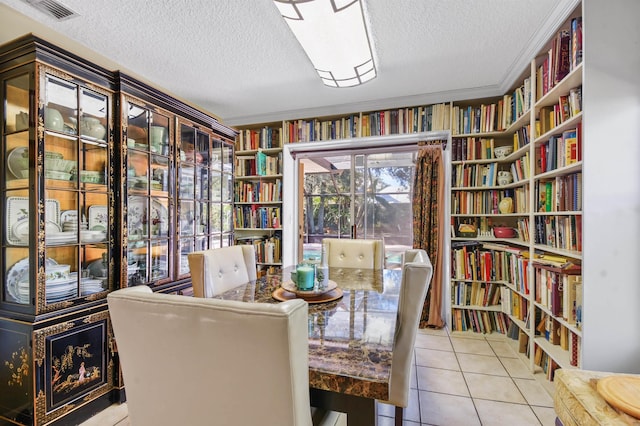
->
[[80, 117, 106, 140]]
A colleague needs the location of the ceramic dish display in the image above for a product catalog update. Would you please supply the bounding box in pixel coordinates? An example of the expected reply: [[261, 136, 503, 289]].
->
[[281, 279, 338, 297], [80, 230, 106, 243], [60, 210, 78, 225], [46, 231, 77, 245], [6, 197, 60, 245], [80, 170, 103, 184], [45, 170, 73, 181], [7, 146, 29, 179], [127, 197, 169, 238], [80, 277, 104, 296], [88, 205, 108, 231], [5, 257, 58, 303]]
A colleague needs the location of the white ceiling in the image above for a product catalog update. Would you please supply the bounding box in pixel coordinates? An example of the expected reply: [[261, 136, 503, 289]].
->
[[0, 0, 578, 127]]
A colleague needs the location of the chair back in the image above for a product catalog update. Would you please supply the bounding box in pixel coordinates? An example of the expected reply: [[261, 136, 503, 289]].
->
[[188, 245, 257, 297], [387, 249, 433, 406], [321, 238, 385, 269], [108, 286, 313, 426]]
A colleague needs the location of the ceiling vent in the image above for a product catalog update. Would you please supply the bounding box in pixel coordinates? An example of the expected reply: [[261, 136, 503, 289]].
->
[[22, 0, 79, 21]]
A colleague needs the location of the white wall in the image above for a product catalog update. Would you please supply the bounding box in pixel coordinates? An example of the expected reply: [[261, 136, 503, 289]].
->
[[582, 0, 640, 373]]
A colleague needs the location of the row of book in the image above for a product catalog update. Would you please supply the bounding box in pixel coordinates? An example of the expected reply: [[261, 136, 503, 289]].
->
[[536, 17, 582, 100], [536, 126, 582, 174], [509, 151, 531, 183], [451, 137, 496, 162], [451, 242, 529, 287], [500, 288, 529, 322], [536, 173, 582, 213], [513, 124, 531, 151], [451, 189, 529, 215], [452, 281, 501, 307], [500, 77, 532, 130], [237, 127, 282, 151], [533, 215, 582, 252], [234, 179, 282, 203], [533, 264, 582, 325], [360, 103, 451, 137], [452, 162, 500, 188], [533, 345, 561, 382], [538, 86, 582, 136], [283, 114, 360, 143], [535, 312, 581, 367], [235, 151, 282, 177], [233, 206, 281, 229], [452, 103, 503, 135], [451, 309, 511, 334], [238, 234, 282, 265]]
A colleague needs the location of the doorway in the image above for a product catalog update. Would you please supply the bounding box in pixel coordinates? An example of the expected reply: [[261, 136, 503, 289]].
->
[[298, 149, 416, 268]]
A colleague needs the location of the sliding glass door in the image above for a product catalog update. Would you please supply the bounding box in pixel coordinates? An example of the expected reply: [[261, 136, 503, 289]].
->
[[300, 149, 416, 268]]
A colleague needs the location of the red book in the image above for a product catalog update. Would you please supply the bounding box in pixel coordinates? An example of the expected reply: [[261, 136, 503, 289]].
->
[[554, 29, 571, 84]]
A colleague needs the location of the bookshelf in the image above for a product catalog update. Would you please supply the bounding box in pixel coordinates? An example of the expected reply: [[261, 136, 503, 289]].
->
[[232, 0, 640, 384], [234, 123, 284, 276]]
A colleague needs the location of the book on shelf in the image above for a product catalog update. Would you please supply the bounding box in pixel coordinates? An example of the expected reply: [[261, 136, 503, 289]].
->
[[571, 17, 583, 69], [554, 29, 571, 84]]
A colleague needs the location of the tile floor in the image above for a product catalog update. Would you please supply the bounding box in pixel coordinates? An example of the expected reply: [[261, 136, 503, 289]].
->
[[79, 327, 558, 426]]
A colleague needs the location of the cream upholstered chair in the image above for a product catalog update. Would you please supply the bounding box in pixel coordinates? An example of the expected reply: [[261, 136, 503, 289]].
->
[[321, 238, 385, 269], [380, 249, 433, 426], [187, 245, 257, 297], [108, 286, 345, 426]]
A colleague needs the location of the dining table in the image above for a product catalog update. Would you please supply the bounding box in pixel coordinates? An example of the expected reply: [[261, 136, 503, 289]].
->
[[212, 266, 403, 426]]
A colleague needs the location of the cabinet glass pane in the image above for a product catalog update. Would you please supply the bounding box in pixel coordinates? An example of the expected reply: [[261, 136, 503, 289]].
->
[[150, 197, 169, 238], [179, 239, 193, 276], [128, 196, 148, 240], [128, 151, 149, 190], [222, 144, 233, 173], [5, 133, 29, 182], [45, 134, 78, 184], [45, 75, 77, 135], [150, 114, 169, 156], [45, 245, 79, 304], [195, 236, 207, 252], [150, 241, 169, 281], [179, 166, 195, 198], [180, 200, 195, 236], [127, 242, 146, 286], [210, 204, 221, 233], [80, 143, 107, 186], [211, 139, 222, 170], [79, 88, 107, 142], [4, 247, 30, 304], [5, 73, 30, 134], [222, 173, 232, 203], [210, 172, 222, 202], [197, 132, 209, 166], [222, 204, 233, 232]]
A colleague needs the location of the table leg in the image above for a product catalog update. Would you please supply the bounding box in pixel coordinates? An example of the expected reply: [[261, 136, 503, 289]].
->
[[310, 388, 377, 426]]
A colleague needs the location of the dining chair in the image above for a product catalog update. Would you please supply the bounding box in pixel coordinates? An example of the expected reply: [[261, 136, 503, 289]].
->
[[381, 249, 433, 426], [321, 238, 385, 269], [108, 286, 346, 426], [187, 245, 257, 297]]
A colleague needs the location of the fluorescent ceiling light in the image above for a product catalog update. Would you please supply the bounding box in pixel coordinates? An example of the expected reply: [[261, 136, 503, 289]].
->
[[274, 0, 377, 88]]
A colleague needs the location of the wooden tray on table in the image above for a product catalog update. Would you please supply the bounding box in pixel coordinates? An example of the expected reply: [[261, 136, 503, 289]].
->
[[272, 280, 343, 304]]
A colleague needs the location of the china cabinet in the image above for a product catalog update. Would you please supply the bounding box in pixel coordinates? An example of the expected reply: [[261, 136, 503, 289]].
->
[[0, 36, 117, 426], [0, 36, 237, 425]]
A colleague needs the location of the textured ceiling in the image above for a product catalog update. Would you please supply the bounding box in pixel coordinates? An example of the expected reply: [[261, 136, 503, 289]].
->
[[0, 0, 578, 126]]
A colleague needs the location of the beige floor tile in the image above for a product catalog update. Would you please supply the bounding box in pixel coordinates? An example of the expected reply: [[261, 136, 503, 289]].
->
[[488, 340, 518, 358], [501, 356, 535, 379], [474, 399, 541, 426], [414, 334, 453, 351], [457, 353, 508, 376], [485, 332, 509, 342], [449, 330, 487, 340], [451, 337, 494, 355], [415, 348, 460, 371], [419, 391, 480, 426], [416, 366, 469, 396], [377, 415, 420, 426], [464, 372, 527, 404], [78, 403, 128, 426], [418, 326, 449, 336], [531, 405, 558, 426], [377, 388, 420, 422], [513, 378, 554, 407]]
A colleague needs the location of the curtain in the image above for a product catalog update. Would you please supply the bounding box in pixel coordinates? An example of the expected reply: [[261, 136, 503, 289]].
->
[[413, 143, 445, 328]]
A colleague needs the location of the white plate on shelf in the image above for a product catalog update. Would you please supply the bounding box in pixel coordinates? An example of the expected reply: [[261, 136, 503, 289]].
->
[[46, 230, 76, 245], [88, 205, 108, 231], [60, 210, 78, 224], [6, 197, 60, 245], [5, 257, 58, 303], [127, 197, 169, 238], [7, 146, 29, 179]]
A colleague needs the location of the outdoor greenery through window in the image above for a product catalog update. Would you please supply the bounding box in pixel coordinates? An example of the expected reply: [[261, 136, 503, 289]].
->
[[301, 150, 416, 268]]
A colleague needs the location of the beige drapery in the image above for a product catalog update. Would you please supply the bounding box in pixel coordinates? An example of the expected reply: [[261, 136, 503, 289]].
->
[[413, 142, 445, 328]]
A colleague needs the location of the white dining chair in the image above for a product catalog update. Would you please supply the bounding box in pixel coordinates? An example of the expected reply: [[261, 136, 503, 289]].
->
[[108, 286, 345, 426], [187, 245, 257, 297], [380, 249, 433, 426], [321, 238, 385, 269]]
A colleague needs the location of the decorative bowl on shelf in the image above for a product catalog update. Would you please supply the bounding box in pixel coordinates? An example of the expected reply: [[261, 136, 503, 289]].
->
[[494, 145, 514, 159], [493, 227, 517, 238], [46, 264, 70, 281], [45, 107, 64, 132], [80, 230, 106, 243], [80, 116, 106, 140]]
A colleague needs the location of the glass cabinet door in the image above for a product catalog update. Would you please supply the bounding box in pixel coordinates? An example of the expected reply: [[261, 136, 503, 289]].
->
[[124, 100, 172, 286], [2, 65, 113, 312], [177, 123, 234, 277]]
